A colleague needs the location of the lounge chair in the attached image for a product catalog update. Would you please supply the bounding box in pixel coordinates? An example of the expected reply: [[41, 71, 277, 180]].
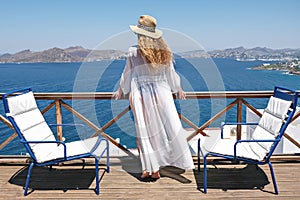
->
[[197, 86, 298, 194], [2, 88, 110, 196]]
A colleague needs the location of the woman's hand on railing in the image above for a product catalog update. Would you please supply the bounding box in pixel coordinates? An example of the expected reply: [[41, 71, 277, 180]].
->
[[113, 88, 123, 100], [178, 87, 186, 100]]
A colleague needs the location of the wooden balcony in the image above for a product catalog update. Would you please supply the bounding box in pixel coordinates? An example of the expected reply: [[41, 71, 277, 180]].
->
[[1, 91, 299, 157], [0, 91, 300, 199]]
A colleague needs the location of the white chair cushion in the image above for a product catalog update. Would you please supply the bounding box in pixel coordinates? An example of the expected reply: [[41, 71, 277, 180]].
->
[[37, 136, 101, 163], [250, 96, 292, 152], [200, 95, 293, 162], [12, 109, 47, 132], [6, 91, 107, 164], [7, 91, 38, 116], [265, 96, 292, 118], [257, 112, 283, 136], [208, 139, 267, 161], [7, 91, 58, 161], [252, 114, 283, 151]]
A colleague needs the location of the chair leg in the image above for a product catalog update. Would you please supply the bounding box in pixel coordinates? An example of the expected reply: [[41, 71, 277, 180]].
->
[[203, 155, 208, 194], [106, 143, 110, 173], [197, 139, 201, 172], [268, 161, 279, 195], [95, 158, 100, 195], [24, 162, 34, 196]]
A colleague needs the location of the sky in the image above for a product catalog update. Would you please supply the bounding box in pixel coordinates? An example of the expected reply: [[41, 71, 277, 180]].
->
[[0, 0, 300, 54]]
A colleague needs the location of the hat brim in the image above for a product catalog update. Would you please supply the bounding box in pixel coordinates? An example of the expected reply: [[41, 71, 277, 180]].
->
[[130, 25, 163, 39]]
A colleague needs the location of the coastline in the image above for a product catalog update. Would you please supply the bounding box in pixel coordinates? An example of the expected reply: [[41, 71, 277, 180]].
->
[[252, 62, 300, 76]]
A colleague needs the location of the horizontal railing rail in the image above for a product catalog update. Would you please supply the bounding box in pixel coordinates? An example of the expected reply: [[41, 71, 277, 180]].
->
[[0, 90, 277, 100], [0, 91, 299, 158]]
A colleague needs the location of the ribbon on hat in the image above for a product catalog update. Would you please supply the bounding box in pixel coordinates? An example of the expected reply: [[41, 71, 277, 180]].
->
[[137, 24, 155, 33]]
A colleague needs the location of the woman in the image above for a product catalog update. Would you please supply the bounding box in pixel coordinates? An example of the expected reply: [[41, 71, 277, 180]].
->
[[114, 15, 194, 179]]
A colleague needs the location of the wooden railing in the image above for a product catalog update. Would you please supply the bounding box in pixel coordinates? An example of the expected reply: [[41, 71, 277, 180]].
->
[[0, 91, 300, 158]]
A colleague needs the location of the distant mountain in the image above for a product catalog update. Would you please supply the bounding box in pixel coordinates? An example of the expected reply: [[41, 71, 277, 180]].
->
[[176, 50, 210, 58], [1, 46, 300, 63], [0, 46, 126, 63], [207, 46, 300, 60]]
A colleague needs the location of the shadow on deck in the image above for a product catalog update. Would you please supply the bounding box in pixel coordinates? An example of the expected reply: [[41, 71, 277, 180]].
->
[[193, 163, 271, 193], [8, 164, 107, 195], [1, 157, 300, 199], [120, 156, 271, 193]]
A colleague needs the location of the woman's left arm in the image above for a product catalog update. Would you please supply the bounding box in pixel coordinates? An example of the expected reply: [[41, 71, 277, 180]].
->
[[166, 61, 186, 100]]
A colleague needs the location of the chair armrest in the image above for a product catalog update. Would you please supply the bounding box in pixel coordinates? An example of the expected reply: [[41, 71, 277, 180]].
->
[[222, 122, 259, 126], [221, 122, 258, 139], [89, 137, 110, 155], [20, 139, 66, 145], [233, 138, 280, 157], [20, 140, 68, 159], [49, 123, 85, 128]]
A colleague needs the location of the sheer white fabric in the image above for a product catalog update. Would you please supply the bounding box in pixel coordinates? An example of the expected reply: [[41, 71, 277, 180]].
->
[[119, 47, 194, 173]]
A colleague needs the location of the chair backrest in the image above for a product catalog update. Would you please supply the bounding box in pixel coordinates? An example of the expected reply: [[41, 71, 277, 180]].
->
[[2, 88, 57, 162], [250, 86, 298, 161]]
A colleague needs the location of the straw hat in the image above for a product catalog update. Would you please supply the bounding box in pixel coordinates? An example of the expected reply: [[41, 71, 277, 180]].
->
[[129, 15, 163, 39]]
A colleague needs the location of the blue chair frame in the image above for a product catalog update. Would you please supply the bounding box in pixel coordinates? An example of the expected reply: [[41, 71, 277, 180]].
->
[[197, 86, 298, 194], [2, 88, 110, 196]]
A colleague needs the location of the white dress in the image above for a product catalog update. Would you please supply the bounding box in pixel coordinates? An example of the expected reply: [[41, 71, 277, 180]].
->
[[120, 46, 194, 173]]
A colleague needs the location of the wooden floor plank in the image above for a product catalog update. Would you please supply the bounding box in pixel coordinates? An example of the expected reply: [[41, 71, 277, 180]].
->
[[0, 157, 299, 199]]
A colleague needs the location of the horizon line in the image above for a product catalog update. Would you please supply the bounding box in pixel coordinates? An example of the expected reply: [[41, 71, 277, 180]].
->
[[1, 45, 300, 55]]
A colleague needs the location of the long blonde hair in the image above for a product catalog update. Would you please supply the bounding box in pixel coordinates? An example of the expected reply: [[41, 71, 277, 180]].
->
[[138, 35, 173, 69]]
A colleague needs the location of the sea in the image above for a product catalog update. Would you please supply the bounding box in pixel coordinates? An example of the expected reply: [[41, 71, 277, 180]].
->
[[1, 58, 300, 155]]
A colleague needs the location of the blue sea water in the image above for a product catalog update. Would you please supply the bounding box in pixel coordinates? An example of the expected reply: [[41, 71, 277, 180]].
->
[[0, 58, 300, 155]]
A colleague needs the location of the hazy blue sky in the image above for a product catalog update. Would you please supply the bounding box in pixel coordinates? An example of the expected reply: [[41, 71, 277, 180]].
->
[[1, 0, 299, 53]]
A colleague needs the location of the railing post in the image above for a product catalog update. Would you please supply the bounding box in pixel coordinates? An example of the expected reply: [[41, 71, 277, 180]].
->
[[237, 97, 243, 140], [55, 99, 63, 141]]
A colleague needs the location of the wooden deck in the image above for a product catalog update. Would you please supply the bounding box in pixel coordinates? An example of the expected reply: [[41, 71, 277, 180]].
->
[[0, 156, 300, 199]]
